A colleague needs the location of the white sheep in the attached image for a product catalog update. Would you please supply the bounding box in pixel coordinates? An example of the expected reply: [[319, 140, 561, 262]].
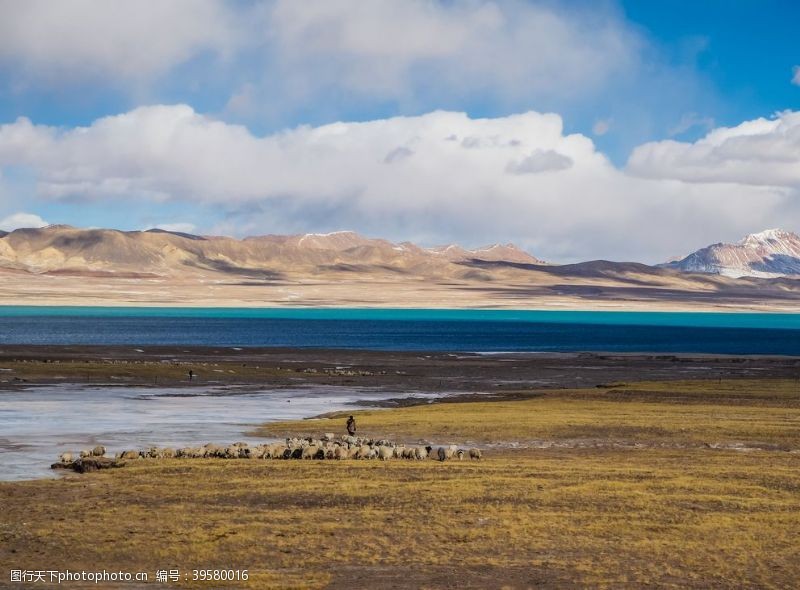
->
[[437, 446, 456, 461], [301, 445, 320, 460], [97, 436, 475, 465], [414, 446, 431, 460], [201, 444, 220, 458], [270, 443, 287, 458]]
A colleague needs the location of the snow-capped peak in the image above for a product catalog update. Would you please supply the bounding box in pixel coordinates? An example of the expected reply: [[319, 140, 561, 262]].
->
[[664, 228, 800, 278], [740, 228, 792, 247], [302, 230, 356, 238]]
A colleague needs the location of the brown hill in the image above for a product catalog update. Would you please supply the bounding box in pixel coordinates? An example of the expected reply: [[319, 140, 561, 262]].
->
[[0, 225, 798, 310], [0, 226, 543, 278]]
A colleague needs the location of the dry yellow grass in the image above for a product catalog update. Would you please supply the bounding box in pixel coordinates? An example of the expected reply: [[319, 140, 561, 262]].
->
[[2, 379, 799, 588], [257, 379, 800, 448], [1, 450, 799, 589]]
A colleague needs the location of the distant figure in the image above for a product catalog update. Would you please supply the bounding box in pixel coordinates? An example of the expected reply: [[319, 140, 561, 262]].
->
[[188, 370, 194, 381], [346, 415, 356, 436]]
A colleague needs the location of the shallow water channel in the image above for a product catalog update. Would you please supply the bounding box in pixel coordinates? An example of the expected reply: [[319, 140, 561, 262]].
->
[[0, 384, 442, 481]]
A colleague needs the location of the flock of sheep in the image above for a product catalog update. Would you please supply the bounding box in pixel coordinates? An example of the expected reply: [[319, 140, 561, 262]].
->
[[55, 434, 482, 468]]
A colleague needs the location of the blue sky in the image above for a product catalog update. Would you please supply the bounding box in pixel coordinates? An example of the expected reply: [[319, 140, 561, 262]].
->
[[0, 0, 798, 263], [623, 1, 799, 124]]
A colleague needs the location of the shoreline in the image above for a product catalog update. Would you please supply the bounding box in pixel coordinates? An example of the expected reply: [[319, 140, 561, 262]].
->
[[2, 303, 800, 313], [2, 301, 800, 313], [2, 346, 800, 393]]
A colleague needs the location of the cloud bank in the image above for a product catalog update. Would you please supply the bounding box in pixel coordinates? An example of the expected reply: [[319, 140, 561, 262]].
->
[[0, 0, 237, 81], [1, 106, 797, 263], [0, 0, 640, 112], [264, 0, 637, 104], [628, 110, 800, 188], [0, 212, 49, 232]]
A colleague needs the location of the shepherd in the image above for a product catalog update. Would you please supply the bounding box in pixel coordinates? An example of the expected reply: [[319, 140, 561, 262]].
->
[[346, 415, 356, 436]]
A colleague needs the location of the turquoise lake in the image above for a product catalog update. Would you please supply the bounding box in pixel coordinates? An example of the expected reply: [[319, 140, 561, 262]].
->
[[0, 307, 798, 354]]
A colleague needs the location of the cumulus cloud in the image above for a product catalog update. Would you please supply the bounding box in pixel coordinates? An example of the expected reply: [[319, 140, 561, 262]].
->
[[506, 149, 573, 174], [0, 0, 237, 81], [628, 111, 800, 188], [793, 65, 800, 86], [0, 105, 794, 263], [383, 146, 415, 164], [264, 0, 639, 104], [0, 0, 718, 163], [0, 0, 642, 109], [0, 212, 49, 231]]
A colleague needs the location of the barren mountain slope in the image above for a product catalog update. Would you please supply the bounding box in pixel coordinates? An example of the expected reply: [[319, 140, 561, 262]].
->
[[1, 225, 798, 310], [664, 229, 800, 278]]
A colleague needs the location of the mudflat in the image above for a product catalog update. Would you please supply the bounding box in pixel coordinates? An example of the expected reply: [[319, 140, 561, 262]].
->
[[2, 344, 800, 392]]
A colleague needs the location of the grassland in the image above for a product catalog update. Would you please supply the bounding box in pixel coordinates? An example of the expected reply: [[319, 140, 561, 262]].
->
[[0, 357, 297, 387], [258, 379, 800, 449], [2, 378, 800, 589]]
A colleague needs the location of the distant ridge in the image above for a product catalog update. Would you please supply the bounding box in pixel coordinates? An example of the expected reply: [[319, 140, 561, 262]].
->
[[0, 225, 543, 276], [1, 225, 799, 310], [144, 228, 208, 241], [663, 229, 800, 278]]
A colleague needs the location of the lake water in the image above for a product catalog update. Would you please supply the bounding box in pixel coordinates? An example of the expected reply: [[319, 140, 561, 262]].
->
[[0, 384, 445, 481], [1, 307, 800, 354]]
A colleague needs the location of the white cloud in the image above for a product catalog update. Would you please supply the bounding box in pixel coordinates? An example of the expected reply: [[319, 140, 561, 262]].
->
[[264, 0, 639, 104], [0, 0, 237, 80], [793, 65, 800, 86], [628, 110, 800, 188], [0, 0, 712, 143], [0, 105, 794, 263], [506, 149, 573, 174], [0, 212, 49, 231], [0, 1, 643, 107]]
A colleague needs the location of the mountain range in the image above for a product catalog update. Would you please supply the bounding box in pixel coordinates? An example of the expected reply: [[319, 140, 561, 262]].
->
[[663, 229, 800, 278], [0, 226, 541, 276], [0, 225, 798, 310]]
